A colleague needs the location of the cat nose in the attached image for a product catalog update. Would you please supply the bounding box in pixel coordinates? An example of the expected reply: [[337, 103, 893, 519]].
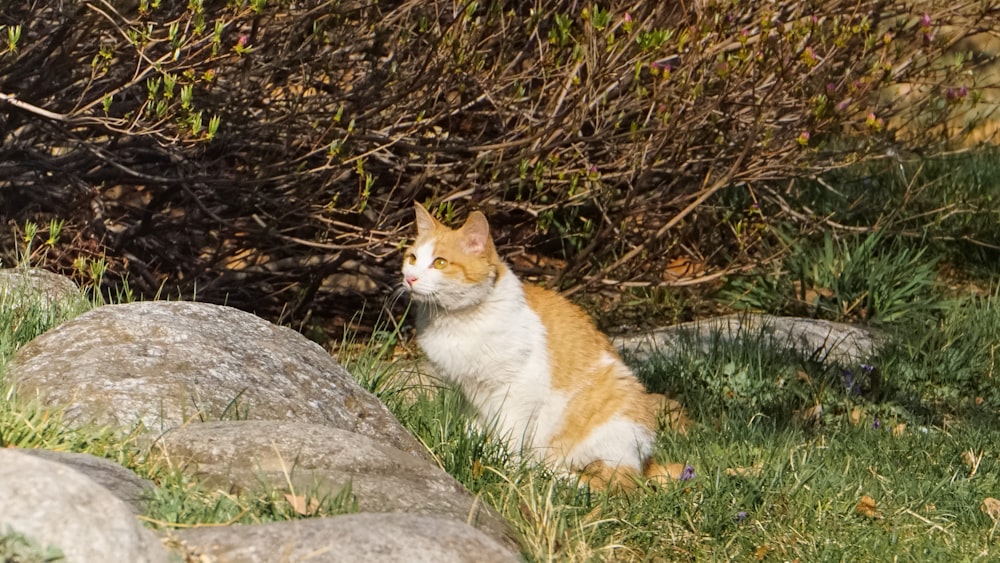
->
[[405, 274, 418, 287]]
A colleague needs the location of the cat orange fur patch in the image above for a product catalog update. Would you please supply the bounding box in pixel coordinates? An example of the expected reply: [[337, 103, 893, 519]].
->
[[522, 285, 667, 457]]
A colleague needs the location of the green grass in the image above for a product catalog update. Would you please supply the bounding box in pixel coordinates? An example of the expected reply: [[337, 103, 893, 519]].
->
[[141, 470, 358, 528], [720, 231, 943, 325], [345, 290, 1000, 561], [631, 306, 1000, 561], [0, 528, 65, 563]]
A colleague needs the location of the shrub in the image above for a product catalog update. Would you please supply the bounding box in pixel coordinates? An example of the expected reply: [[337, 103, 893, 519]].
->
[[0, 1, 994, 331]]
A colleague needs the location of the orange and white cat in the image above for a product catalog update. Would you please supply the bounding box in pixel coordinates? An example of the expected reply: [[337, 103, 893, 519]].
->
[[402, 203, 687, 490]]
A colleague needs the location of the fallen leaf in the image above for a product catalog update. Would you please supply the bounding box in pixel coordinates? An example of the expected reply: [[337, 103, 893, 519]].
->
[[849, 406, 863, 426], [975, 396, 985, 406], [856, 495, 879, 519], [793, 281, 835, 305], [754, 545, 769, 560], [962, 450, 983, 478], [891, 423, 906, 437], [726, 463, 764, 478], [941, 414, 958, 430], [982, 498, 1000, 522], [793, 404, 823, 426], [284, 493, 320, 516], [519, 501, 536, 526], [662, 256, 706, 282]]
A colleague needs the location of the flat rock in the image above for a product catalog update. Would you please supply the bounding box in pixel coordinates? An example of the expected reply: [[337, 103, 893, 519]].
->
[[7, 301, 427, 459], [155, 420, 520, 552], [16, 448, 157, 515], [615, 314, 883, 365], [0, 449, 170, 563], [172, 513, 522, 563]]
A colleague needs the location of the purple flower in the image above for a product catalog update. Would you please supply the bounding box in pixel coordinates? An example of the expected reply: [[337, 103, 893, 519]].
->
[[843, 369, 857, 394], [861, 364, 875, 373], [920, 13, 932, 27], [680, 465, 696, 480], [947, 86, 969, 101], [873, 417, 880, 430], [736, 511, 748, 522]]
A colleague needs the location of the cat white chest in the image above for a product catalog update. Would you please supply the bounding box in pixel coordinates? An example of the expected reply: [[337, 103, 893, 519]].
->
[[416, 277, 566, 454]]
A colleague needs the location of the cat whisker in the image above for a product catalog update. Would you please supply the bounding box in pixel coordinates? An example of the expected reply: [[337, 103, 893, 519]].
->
[[388, 285, 410, 309]]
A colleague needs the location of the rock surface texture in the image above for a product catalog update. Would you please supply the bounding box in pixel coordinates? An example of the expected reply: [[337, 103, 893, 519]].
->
[[17, 448, 157, 516], [0, 267, 85, 314], [0, 268, 83, 305], [0, 449, 170, 563], [615, 313, 882, 365], [155, 420, 519, 550], [172, 513, 521, 563]]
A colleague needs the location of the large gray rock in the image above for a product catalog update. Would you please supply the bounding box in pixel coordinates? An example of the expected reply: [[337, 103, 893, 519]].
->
[[0, 449, 170, 563], [172, 513, 522, 563], [615, 314, 883, 365], [16, 448, 157, 516], [155, 420, 520, 552], [7, 301, 427, 458]]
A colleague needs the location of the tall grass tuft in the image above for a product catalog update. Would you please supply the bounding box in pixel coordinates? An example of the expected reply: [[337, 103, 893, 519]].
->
[[722, 231, 940, 324]]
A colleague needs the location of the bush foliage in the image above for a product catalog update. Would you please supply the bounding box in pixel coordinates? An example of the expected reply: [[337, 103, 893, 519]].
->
[[0, 0, 995, 330]]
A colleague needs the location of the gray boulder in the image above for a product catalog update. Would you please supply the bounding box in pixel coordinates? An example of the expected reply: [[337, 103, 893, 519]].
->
[[172, 513, 522, 563], [615, 313, 883, 365], [7, 300, 427, 458], [0, 449, 170, 563], [16, 448, 157, 516], [155, 420, 520, 552]]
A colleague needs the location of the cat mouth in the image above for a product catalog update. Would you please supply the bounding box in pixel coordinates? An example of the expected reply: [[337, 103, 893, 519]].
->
[[402, 283, 435, 303]]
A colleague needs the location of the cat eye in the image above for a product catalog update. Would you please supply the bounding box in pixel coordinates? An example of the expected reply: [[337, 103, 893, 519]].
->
[[432, 257, 448, 269], [405, 253, 416, 265]]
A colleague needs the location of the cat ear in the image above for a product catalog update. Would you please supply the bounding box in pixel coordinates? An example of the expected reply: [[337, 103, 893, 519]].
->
[[413, 203, 438, 235], [460, 211, 492, 255]]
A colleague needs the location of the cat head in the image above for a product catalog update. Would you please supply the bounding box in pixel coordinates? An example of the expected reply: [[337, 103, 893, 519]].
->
[[402, 204, 502, 311]]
